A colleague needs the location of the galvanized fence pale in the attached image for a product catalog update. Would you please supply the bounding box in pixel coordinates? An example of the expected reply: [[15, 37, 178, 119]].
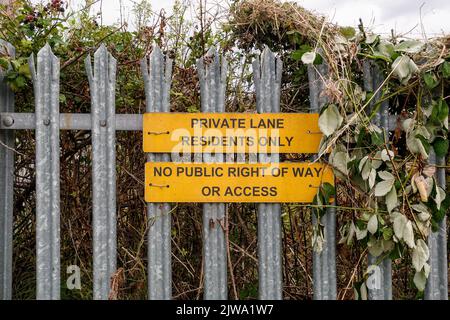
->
[[0, 40, 14, 301], [0, 42, 448, 300], [363, 60, 392, 300], [141, 45, 173, 300], [85, 45, 118, 300], [29, 44, 61, 300], [253, 48, 283, 300], [197, 48, 228, 300], [307, 60, 337, 300]]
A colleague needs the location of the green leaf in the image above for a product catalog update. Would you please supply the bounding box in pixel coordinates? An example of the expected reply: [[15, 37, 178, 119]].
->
[[442, 61, 450, 78], [339, 26, 356, 39], [291, 45, 311, 61], [434, 186, 446, 210], [18, 64, 31, 79], [382, 227, 393, 240], [437, 99, 448, 122], [0, 57, 9, 70], [394, 40, 424, 54], [423, 72, 439, 89], [365, 33, 379, 45], [416, 134, 431, 156], [331, 151, 349, 175], [403, 220, 415, 248], [433, 137, 449, 157], [413, 271, 427, 291], [375, 181, 394, 197], [412, 239, 429, 271], [370, 131, 384, 146], [386, 186, 398, 213], [321, 182, 335, 201], [392, 55, 418, 84], [376, 41, 395, 60], [318, 104, 343, 137], [367, 215, 378, 234]]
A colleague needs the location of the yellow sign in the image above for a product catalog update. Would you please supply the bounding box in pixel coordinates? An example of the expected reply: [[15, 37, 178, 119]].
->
[[145, 162, 334, 203], [143, 113, 322, 154]]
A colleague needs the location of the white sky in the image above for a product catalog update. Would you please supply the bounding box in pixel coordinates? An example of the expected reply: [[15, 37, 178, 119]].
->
[[34, 0, 450, 37]]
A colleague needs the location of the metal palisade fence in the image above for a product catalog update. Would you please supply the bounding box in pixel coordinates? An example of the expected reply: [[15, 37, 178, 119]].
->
[[0, 42, 448, 300]]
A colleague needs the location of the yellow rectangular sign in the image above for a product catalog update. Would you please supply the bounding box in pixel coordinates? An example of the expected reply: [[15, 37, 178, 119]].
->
[[143, 113, 322, 154], [145, 162, 334, 203]]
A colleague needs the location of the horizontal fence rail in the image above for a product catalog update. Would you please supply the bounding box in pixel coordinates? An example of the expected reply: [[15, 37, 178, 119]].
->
[[0, 42, 448, 300]]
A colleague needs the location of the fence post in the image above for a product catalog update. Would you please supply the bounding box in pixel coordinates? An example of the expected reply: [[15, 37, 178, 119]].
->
[[307, 60, 337, 300], [140, 45, 173, 300], [29, 44, 61, 300], [197, 48, 228, 300], [362, 60, 392, 300], [85, 44, 117, 300], [425, 149, 448, 299], [0, 40, 14, 300], [253, 47, 283, 300]]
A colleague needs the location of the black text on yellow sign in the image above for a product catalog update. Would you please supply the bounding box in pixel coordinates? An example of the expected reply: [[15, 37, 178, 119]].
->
[[143, 113, 322, 154], [145, 162, 334, 203]]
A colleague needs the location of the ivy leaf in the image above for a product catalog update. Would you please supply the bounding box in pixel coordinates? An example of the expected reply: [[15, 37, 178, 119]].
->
[[365, 33, 379, 45], [392, 55, 418, 84], [301, 51, 316, 64], [358, 156, 369, 172], [331, 151, 349, 175], [355, 225, 368, 240], [413, 271, 427, 291], [367, 215, 378, 234], [375, 41, 395, 61], [412, 239, 429, 271], [318, 104, 343, 137], [369, 169, 376, 189], [370, 131, 384, 146], [375, 181, 394, 197], [378, 170, 395, 181], [361, 159, 371, 180], [407, 129, 430, 159], [437, 99, 449, 123], [403, 220, 415, 248], [394, 40, 424, 54], [386, 186, 398, 213], [381, 149, 394, 162], [368, 237, 383, 257], [433, 137, 449, 157], [393, 214, 407, 240], [423, 72, 439, 89], [434, 186, 446, 210], [375, 171, 395, 197], [442, 61, 450, 78], [372, 151, 383, 169]]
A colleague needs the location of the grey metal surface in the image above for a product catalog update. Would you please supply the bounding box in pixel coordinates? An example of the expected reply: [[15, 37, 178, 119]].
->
[[307, 61, 337, 300], [85, 45, 117, 300], [363, 60, 392, 300], [253, 47, 283, 300], [30, 44, 61, 300], [0, 112, 400, 131], [0, 113, 142, 130], [425, 150, 448, 300], [0, 40, 14, 300], [197, 48, 228, 300], [140, 45, 173, 300]]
